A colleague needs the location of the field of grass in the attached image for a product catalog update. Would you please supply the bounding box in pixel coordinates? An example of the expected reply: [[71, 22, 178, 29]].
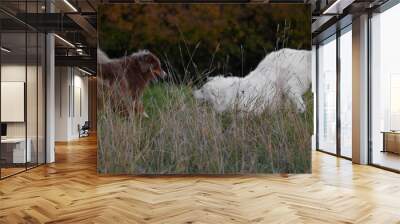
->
[[97, 82, 313, 174]]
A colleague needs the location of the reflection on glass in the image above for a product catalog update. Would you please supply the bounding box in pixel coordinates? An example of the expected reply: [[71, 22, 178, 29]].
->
[[340, 29, 352, 158], [318, 37, 337, 154], [27, 31, 38, 169], [0, 1, 47, 179], [1, 31, 27, 177], [390, 75, 400, 130], [371, 4, 400, 171]]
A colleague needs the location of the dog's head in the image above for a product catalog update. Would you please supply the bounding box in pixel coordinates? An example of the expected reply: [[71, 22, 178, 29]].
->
[[132, 50, 167, 79], [194, 76, 241, 111]]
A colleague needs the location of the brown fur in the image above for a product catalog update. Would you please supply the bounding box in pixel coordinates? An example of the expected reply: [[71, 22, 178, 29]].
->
[[99, 50, 166, 116]]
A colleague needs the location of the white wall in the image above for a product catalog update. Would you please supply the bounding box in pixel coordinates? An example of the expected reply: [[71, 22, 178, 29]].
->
[[1, 65, 40, 137], [55, 66, 70, 141], [1, 66, 26, 133], [55, 67, 89, 141], [72, 73, 89, 138], [1, 65, 28, 140], [1, 63, 46, 164]]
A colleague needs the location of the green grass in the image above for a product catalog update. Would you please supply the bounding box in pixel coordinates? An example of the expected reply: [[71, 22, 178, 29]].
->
[[142, 83, 195, 118]]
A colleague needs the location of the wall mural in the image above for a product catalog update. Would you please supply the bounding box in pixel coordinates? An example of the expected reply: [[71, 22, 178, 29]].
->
[[98, 4, 312, 174]]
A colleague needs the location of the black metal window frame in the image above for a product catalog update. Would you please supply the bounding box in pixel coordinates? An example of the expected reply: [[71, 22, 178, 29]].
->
[[0, 0, 48, 180], [315, 0, 400, 173], [315, 21, 353, 161]]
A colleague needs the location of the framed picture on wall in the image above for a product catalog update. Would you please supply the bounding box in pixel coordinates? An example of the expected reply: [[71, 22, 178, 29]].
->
[[97, 3, 312, 175]]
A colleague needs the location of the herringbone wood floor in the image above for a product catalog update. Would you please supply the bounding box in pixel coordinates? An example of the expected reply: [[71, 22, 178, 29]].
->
[[1, 135, 400, 224]]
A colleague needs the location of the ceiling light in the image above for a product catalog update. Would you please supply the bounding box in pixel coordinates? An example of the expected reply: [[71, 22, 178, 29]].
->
[[54, 34, 75, 48], [323, 0, 354, 15], [78, 67, 93, 76], [323, 0, 341, 14], [76, 48, 86, 56], [63, 0, 78, 12], [1, 47, 11, 53]]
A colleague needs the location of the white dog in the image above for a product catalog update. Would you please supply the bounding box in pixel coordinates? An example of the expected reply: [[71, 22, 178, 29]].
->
[[193, 48, 311, 113]]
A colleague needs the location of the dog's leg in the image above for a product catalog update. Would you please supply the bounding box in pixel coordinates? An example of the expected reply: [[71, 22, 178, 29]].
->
[[291, 93, 306, 113], [134, 100, 150, 118]]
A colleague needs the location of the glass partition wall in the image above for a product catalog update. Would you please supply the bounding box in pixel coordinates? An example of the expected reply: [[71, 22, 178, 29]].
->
[[339, 27, 352, 159], [370, 3, 400, 171], [0, 2, 46, 179], [316, 25, 353, 159], [0, 31, 27, 177], [317, 35, 337, 155]]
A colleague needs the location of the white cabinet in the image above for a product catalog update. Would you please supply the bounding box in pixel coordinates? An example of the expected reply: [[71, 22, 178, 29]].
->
[[1, 138, 32, 163]]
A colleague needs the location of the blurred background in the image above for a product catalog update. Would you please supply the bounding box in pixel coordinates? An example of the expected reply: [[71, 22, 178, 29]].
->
[[99, 4, 311, 84]]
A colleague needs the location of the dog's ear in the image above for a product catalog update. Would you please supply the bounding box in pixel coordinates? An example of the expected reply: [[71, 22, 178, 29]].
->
[[136, 50, 158, 73]]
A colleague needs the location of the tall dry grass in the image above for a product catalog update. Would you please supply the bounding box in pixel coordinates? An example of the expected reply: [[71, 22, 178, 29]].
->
[[97, 80, 312, 174]]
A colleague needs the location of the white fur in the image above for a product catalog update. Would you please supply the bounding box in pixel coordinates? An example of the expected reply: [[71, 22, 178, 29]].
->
[[131, 50, 150, 58], [193, 48, 311, 113], [97, 48, 112, 64], [98, 49, 152, 64]]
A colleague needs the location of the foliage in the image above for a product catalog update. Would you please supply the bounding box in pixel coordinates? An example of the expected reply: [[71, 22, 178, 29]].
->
[[99, 4, 311, 84]]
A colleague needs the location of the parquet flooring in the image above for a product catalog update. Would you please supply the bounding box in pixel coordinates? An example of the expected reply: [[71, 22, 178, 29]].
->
[[0, 135, 400, 223], [0, 167, 26, 178]]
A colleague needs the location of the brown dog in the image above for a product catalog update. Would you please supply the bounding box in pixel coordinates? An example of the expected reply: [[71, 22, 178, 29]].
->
[[98, 49, 166, 116]]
